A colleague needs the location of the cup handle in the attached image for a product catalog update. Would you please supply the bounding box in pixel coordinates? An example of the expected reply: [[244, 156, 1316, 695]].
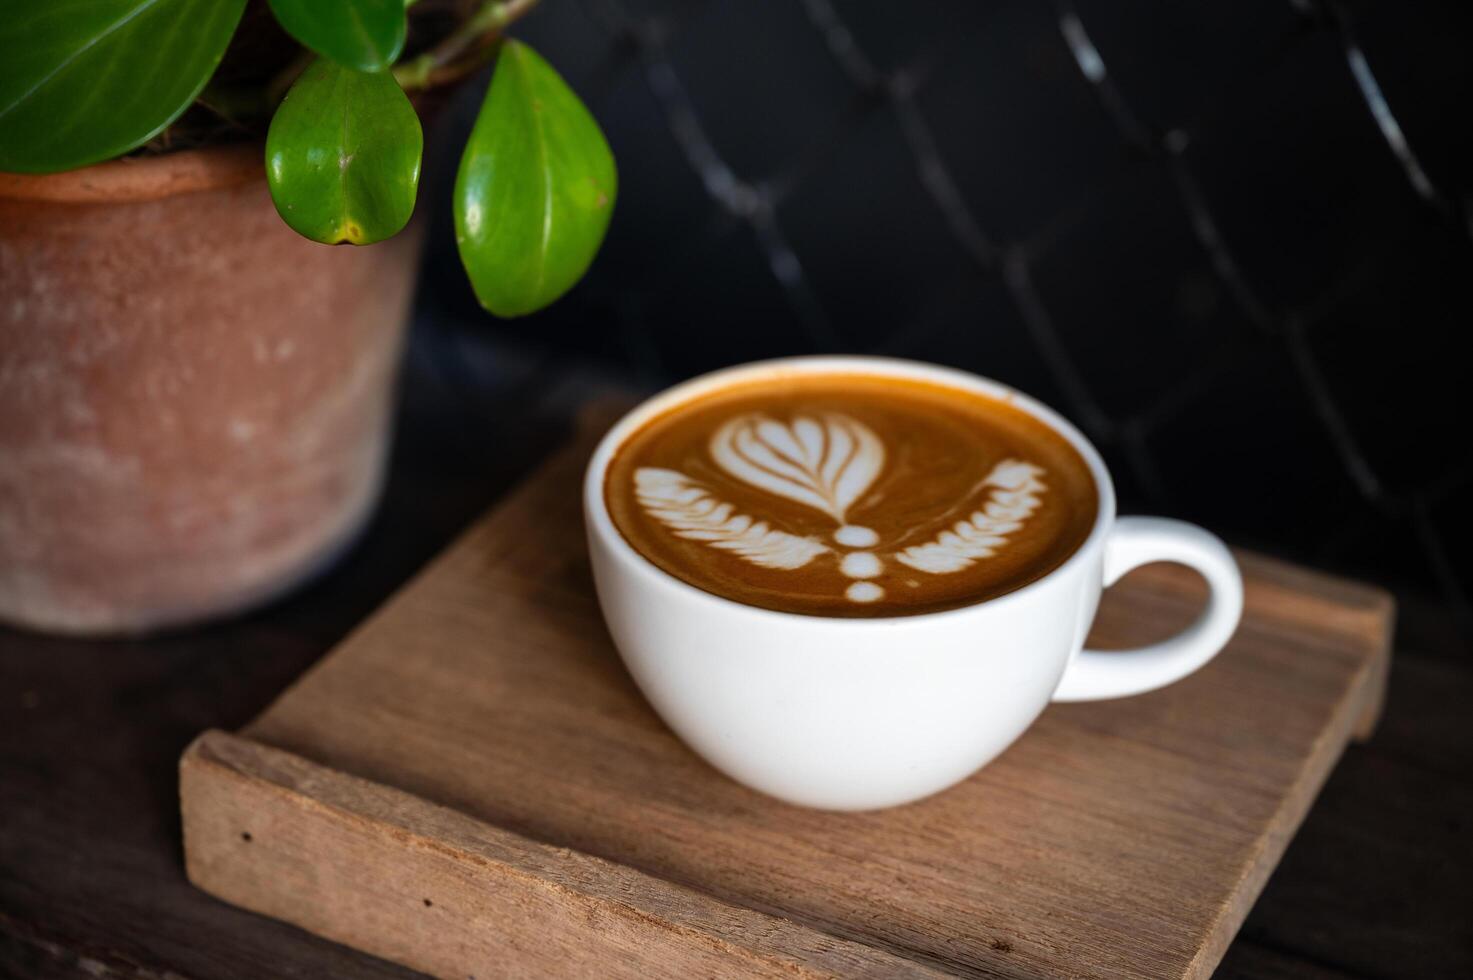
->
[[1051, 516, 1244, 702]]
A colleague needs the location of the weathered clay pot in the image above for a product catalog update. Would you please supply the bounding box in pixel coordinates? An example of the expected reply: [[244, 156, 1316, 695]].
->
[[0, 144, 423, 635]]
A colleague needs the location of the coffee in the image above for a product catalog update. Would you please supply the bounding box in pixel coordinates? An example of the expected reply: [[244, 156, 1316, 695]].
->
[[605, 373, 1098, 617]]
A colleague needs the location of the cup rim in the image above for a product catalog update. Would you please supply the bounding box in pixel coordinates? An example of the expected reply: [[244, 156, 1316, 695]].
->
[[584, 355, 1117, 627]]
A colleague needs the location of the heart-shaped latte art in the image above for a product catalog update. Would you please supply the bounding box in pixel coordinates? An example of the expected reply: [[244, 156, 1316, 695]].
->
[[709, 412, 884, 524]]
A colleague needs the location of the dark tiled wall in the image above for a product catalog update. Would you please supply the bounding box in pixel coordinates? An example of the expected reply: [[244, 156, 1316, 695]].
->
[[417, 0, 1473, 642]]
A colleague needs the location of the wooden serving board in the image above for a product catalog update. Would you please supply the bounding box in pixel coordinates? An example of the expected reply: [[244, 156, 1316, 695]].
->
[[179, 425, 1393, 980]]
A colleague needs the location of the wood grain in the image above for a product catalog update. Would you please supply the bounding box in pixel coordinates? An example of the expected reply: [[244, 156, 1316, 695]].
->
[[180, 435, 1394, 979], [183, 730, 949, 979]]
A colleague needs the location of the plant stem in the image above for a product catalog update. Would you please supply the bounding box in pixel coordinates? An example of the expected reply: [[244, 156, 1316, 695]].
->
[[393, 0, 542, 90], [192, 0, 535, 128]]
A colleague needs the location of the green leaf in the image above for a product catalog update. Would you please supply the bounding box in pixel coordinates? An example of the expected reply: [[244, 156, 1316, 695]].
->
[[0, 0, 247, 174], [455, 40, 617, 318], [265, 59, 422, 245], [267, 0, 406, 73]]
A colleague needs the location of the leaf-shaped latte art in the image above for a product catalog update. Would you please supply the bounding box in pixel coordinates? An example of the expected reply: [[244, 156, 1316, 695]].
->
[[894, 460, 1047, 574], [635, 468, 831, 570], [709, 413, 884, 524]]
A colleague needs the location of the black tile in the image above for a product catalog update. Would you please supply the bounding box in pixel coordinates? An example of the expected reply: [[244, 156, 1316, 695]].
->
[[638, 223, 818, 378], [588, 65, 721, 280], [777, 107, 978, 350], [662, 0, 858, 180], [514, 0, 625, 94], [1182, 31, 1426, 313], [1066, 0, 1303, 132], [1026, 161, 1250, 420], [1143, 342, 1364, 554], [1352, 1, 1473, 202], [876, 277, 1074, 417], [822, 0, 993, 75], [604, 0, 711, 28], [1302, 220, 1471, 496], [914, 2, 1132, 244]]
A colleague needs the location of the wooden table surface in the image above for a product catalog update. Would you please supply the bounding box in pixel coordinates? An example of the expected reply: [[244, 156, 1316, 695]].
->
[[2, 337, 1470, 979]]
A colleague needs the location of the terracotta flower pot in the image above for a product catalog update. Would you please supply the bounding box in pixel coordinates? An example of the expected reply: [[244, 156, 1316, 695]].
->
[[0, 144, 423, 635]]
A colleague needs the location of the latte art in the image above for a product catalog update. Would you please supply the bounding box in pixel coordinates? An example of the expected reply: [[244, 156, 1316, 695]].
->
[[710, 413, 884, 527], [635, 413, 1052, 605], [894, 460, 1046, 574], [634, 468, 829, 570], [606, 373, 1097, 617]]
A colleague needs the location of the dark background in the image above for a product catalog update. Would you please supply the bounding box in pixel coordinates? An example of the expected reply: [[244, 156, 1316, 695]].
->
[[420, 0, 1472, 658]]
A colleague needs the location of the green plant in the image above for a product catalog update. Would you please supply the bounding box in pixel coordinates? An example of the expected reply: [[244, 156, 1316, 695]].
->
[[0, 0, 614, 317]]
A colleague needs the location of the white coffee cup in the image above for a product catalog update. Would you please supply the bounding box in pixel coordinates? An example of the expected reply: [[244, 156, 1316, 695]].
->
[[584, 356, 1243, 810]]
